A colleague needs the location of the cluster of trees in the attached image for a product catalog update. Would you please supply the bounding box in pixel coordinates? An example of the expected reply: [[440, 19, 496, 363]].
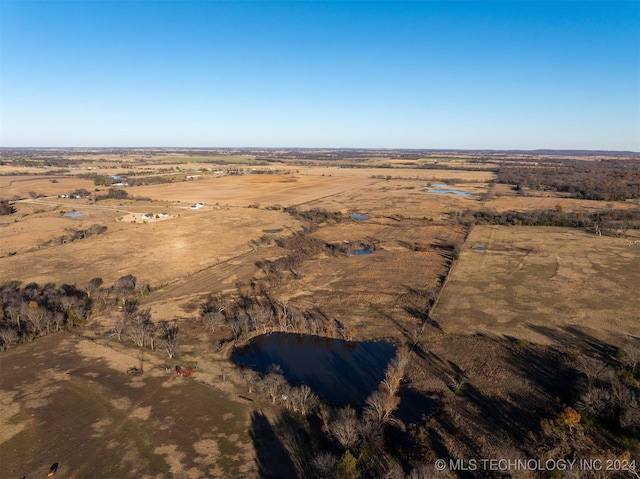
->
[[38, 224, 107, 248], [495, 159, 640, 200], [0, 281, 91, 351], [110, 298, 179, 358], [201, 289, 356, 345], [241, 365, 319, 415], [246, 348, 414, 479], [573, 343, 640, 437], [284, 207, 350, 224], [93, 188, 151, 203], [253, 231, 326, 286], [471, 208, 640, 236], [520, 344, 640, 473]]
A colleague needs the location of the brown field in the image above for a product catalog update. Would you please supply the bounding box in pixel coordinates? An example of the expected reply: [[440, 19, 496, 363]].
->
[[125, 174, 381, 207], [432, 225, 640, 345], [0, 333, 257, 479]]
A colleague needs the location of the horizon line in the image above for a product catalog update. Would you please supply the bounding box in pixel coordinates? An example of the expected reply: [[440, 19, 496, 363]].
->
[[1, 146, 638, 155]]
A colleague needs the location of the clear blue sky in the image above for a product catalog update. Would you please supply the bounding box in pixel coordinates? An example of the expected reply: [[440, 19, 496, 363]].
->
[[1, 1, 638, 150]]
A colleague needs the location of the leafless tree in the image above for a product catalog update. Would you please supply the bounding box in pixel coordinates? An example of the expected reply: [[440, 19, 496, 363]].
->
[[311, 452, 337, 479], [201, 294, 227, 333], [364, 390, 401, 425], [159, 320, 179, 358], [127, 308, 152, 347], [330, 406, 360, 451], [289, 385, 317, 415], [261, 372, 287, 404], [240, 368, 260, 393], [84, 277, 103, 298], [578, 387, 611, 416], [622, 340, 640, 374], [576, 355, 608, 387], [0, 327, 19, 351]]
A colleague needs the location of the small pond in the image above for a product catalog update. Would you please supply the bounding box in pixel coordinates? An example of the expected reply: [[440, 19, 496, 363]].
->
[[263, 228, 282, 234], [232, 333, 395, 405], [350, 213, 368, 220], [426, 188, 472, 197], [349, 249, 372, 256], [63, 212, 84, 217]]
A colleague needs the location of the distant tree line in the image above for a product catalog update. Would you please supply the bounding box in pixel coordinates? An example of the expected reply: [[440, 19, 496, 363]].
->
[[469, 208, 640, 236], [495, 159, 640, 200]]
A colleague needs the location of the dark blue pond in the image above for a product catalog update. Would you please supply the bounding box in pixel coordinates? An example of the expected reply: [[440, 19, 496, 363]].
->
[[232, 333, 396, 405], [350, 213, 368, 220]]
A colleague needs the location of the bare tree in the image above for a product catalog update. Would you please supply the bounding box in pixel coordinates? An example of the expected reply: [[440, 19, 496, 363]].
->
[[0, 327, 19, 351], [159, 320, 179, 358], [201, 294, 227, 333], [127, 308, 152, 347], [331, 406, 361, 451], [576, 355, 608, 387], [311, 452, 337, 479], [84, 277, 103, 298], [364, 390, 400, 425], [289, 385, 317, 415], [261, 372, 287, 404], [621, 340, 640, 374], [240, 368, 260, 393]]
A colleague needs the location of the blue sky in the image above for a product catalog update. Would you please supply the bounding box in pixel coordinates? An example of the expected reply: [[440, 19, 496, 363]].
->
[[1, 1, 638, 150]]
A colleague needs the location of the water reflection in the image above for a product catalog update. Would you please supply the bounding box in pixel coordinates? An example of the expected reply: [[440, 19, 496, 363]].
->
[[232, 333, 396, 405]]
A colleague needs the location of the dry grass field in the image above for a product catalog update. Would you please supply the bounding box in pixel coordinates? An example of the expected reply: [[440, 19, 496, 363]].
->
[[432, 225, 640, 346], [0, 333, 256, 479]]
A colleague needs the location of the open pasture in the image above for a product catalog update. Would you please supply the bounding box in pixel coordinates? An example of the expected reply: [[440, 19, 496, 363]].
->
[[432, 225, 640, 345], [0, 333, 255, 479], [1, 206, 300, 287], [125, 173, 381, 207], [306, 178, 488, 220]]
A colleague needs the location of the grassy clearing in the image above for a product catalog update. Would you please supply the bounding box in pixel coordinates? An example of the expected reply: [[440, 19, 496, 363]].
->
[[432, 225, 640, 345]]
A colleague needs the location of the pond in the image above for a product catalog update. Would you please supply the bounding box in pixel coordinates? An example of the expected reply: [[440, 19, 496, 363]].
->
[[63, 212, 84, 217], [426, 188, 472, 197], [232, 333, 396, 405], [350, 213, 368, 220], [348, 249, 372, 256]]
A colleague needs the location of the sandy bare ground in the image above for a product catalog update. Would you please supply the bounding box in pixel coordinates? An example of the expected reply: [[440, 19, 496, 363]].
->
[[432, 225, 640, 346]]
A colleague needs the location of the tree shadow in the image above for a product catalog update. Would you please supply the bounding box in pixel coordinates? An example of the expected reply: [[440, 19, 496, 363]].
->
[[249, 411, 298, 479], [528, 324, 619, 357]]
